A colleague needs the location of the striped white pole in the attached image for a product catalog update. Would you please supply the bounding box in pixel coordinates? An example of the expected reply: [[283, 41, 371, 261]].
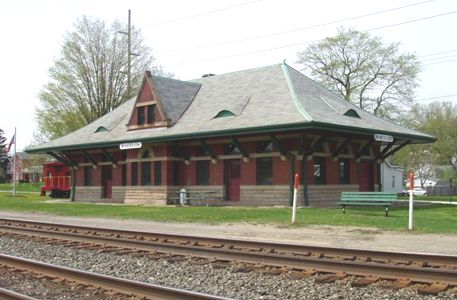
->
[[292, 173, 299, 223], [408, 172, 414, 230]]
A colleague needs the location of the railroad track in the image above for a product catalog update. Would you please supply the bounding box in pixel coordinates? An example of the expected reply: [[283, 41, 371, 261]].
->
[[0, 253, 230, 300], [0, 217, 456, 296]]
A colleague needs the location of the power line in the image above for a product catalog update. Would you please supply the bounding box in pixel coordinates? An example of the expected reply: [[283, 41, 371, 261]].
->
[[168, 10, 457, 67], [423, 58, 457, 66], [415, 94, 457, 101], [419, 49, 457, 58], [141, 0, 263, 28], [157, 0, 435, 54]]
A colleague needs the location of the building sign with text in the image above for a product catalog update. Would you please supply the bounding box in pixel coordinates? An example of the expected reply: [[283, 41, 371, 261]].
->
[[119, 142, 142, 150]]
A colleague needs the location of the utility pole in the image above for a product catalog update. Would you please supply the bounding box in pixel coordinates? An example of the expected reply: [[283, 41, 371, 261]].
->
[[118, 9, 132, 96]]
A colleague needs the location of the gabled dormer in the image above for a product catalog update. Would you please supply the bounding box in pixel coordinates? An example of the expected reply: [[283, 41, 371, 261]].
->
[[127, 71, 201, 131], [127, 71, 167, 130]]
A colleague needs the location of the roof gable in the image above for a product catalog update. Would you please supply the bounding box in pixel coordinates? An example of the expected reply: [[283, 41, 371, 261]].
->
[[127, 71, 201, 130]]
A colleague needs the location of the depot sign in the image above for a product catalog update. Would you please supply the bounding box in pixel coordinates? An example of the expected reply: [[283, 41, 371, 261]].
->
[[374, 134, 393, 143], [119, 142, 142, 150]]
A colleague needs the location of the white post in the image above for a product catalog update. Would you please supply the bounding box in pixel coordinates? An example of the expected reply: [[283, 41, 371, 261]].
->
[[12, 127, 16, 197], [292, 173, 299, 223], [408, 172, 414, 230]]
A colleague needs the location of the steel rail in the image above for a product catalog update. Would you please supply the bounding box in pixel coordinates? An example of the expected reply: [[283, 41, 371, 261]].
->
[[0, 217, 456, 267], [0, 218, 456, 286], [0, 253, 231, 300], [0, 287, 39, 300]]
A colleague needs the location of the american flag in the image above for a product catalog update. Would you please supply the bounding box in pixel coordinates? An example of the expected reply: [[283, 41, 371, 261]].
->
[[6, 134, 15, 153]]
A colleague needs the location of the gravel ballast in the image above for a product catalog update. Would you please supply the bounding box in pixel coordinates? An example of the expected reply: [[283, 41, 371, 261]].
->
[[0, 236, 455, 299]]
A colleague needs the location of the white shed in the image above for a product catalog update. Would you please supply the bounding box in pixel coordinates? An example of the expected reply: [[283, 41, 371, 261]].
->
[[381, 161, 403, 193]]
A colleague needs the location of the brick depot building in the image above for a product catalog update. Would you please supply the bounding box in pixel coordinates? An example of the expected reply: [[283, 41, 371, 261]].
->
[[28, 64, 434, 207]]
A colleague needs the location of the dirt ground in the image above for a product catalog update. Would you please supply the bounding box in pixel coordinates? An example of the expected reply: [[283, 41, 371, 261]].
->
[[0, 211, 456, 255]]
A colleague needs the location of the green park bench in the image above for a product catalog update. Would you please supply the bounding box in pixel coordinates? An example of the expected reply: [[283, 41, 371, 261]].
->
[[339, 192, 397, 217]]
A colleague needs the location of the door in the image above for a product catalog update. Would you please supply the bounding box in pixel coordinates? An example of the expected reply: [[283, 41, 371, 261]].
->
[[226, 160, 241, 201], [102, 165, 113, 199], [358, 162, 373, 191]]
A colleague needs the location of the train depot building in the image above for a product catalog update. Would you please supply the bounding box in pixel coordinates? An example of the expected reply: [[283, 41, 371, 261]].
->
[[28, 64, 434, 207]]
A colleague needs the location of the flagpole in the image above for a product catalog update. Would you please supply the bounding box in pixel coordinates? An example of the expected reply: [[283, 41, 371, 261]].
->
[[12, 127, 16, 197]]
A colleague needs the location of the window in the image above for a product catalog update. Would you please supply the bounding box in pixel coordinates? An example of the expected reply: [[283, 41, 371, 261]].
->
[[197, 160, 210, 185], [196, 145, 210, 156], [154, 161, 162, 185], [121, 164, 127, 186], [131, 162, 138, 186], [137, 107, 145, 125], [257, 157, 273, 185], [224, 143, 241, 155], [147, 105, 155, 124], [339, 159, 350, 184], [214, 110, 235, 118], [313, 157, 326, 184], [141, 162, 151, 185], [83, 166, 92, 186], [392, 176, 395, 188], [256, 141, 273, 153]]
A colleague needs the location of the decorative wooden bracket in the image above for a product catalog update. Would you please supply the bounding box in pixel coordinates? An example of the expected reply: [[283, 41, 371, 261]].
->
[[102, 148, 117, 167], [200, 139, 218, 162], [82, 150, 97, 168], [231, 137, 249, 162], [332, 137, 352, 160]]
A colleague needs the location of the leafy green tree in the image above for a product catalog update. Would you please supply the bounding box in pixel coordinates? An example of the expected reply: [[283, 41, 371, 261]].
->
[[0, 129, 10, 182], [36, 16, 171, 140], [296, 28, 420, 118], [394, 101, 457, 184]]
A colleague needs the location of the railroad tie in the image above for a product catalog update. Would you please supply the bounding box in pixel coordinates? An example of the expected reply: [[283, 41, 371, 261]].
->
[[314, 272, 347, 283], [351, 276, 380, 287], [383, 279, 412, 289], [417, 282, 449, 295]]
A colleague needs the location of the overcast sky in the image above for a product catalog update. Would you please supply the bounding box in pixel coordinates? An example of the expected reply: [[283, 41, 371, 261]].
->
[[1, 0, 456, 151]]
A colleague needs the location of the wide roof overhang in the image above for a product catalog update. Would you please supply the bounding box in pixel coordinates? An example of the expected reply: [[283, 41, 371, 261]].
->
[[27, 121, 435, 154]]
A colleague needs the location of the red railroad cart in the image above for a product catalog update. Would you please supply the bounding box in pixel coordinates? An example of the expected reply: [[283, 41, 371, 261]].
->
[[41, 162, 71, 198]]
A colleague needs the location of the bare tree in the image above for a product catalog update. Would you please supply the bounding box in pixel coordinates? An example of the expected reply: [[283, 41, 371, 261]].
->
[[296, 28, 420, 119], [36, 16, 171, 140]]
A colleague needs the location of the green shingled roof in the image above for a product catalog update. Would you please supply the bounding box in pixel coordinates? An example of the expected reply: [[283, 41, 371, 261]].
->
[[28, 63, 434, 153]]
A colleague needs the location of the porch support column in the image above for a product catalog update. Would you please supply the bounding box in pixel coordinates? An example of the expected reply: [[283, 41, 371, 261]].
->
[[70, 168, 76, 202], [302, 153, 309, 206]]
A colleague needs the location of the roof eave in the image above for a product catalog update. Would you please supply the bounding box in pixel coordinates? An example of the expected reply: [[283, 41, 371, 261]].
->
[[26, 121, 435, 154]]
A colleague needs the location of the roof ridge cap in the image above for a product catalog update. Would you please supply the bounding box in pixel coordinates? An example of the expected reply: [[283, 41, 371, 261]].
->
[[281, 64, 312, 121]]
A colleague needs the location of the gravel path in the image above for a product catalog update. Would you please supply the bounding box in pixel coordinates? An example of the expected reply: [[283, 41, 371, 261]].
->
[[0, 236, 455, 300]]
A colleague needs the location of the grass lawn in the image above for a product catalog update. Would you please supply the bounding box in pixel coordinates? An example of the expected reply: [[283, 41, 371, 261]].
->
[[0, 193, 456, 233], [0, 182, 41, 193]]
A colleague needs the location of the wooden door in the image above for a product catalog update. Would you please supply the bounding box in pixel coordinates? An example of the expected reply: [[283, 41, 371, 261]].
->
[[102, 165, 113, 199], [226, 160, 241, 201], [358, 162, 373, 191]]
